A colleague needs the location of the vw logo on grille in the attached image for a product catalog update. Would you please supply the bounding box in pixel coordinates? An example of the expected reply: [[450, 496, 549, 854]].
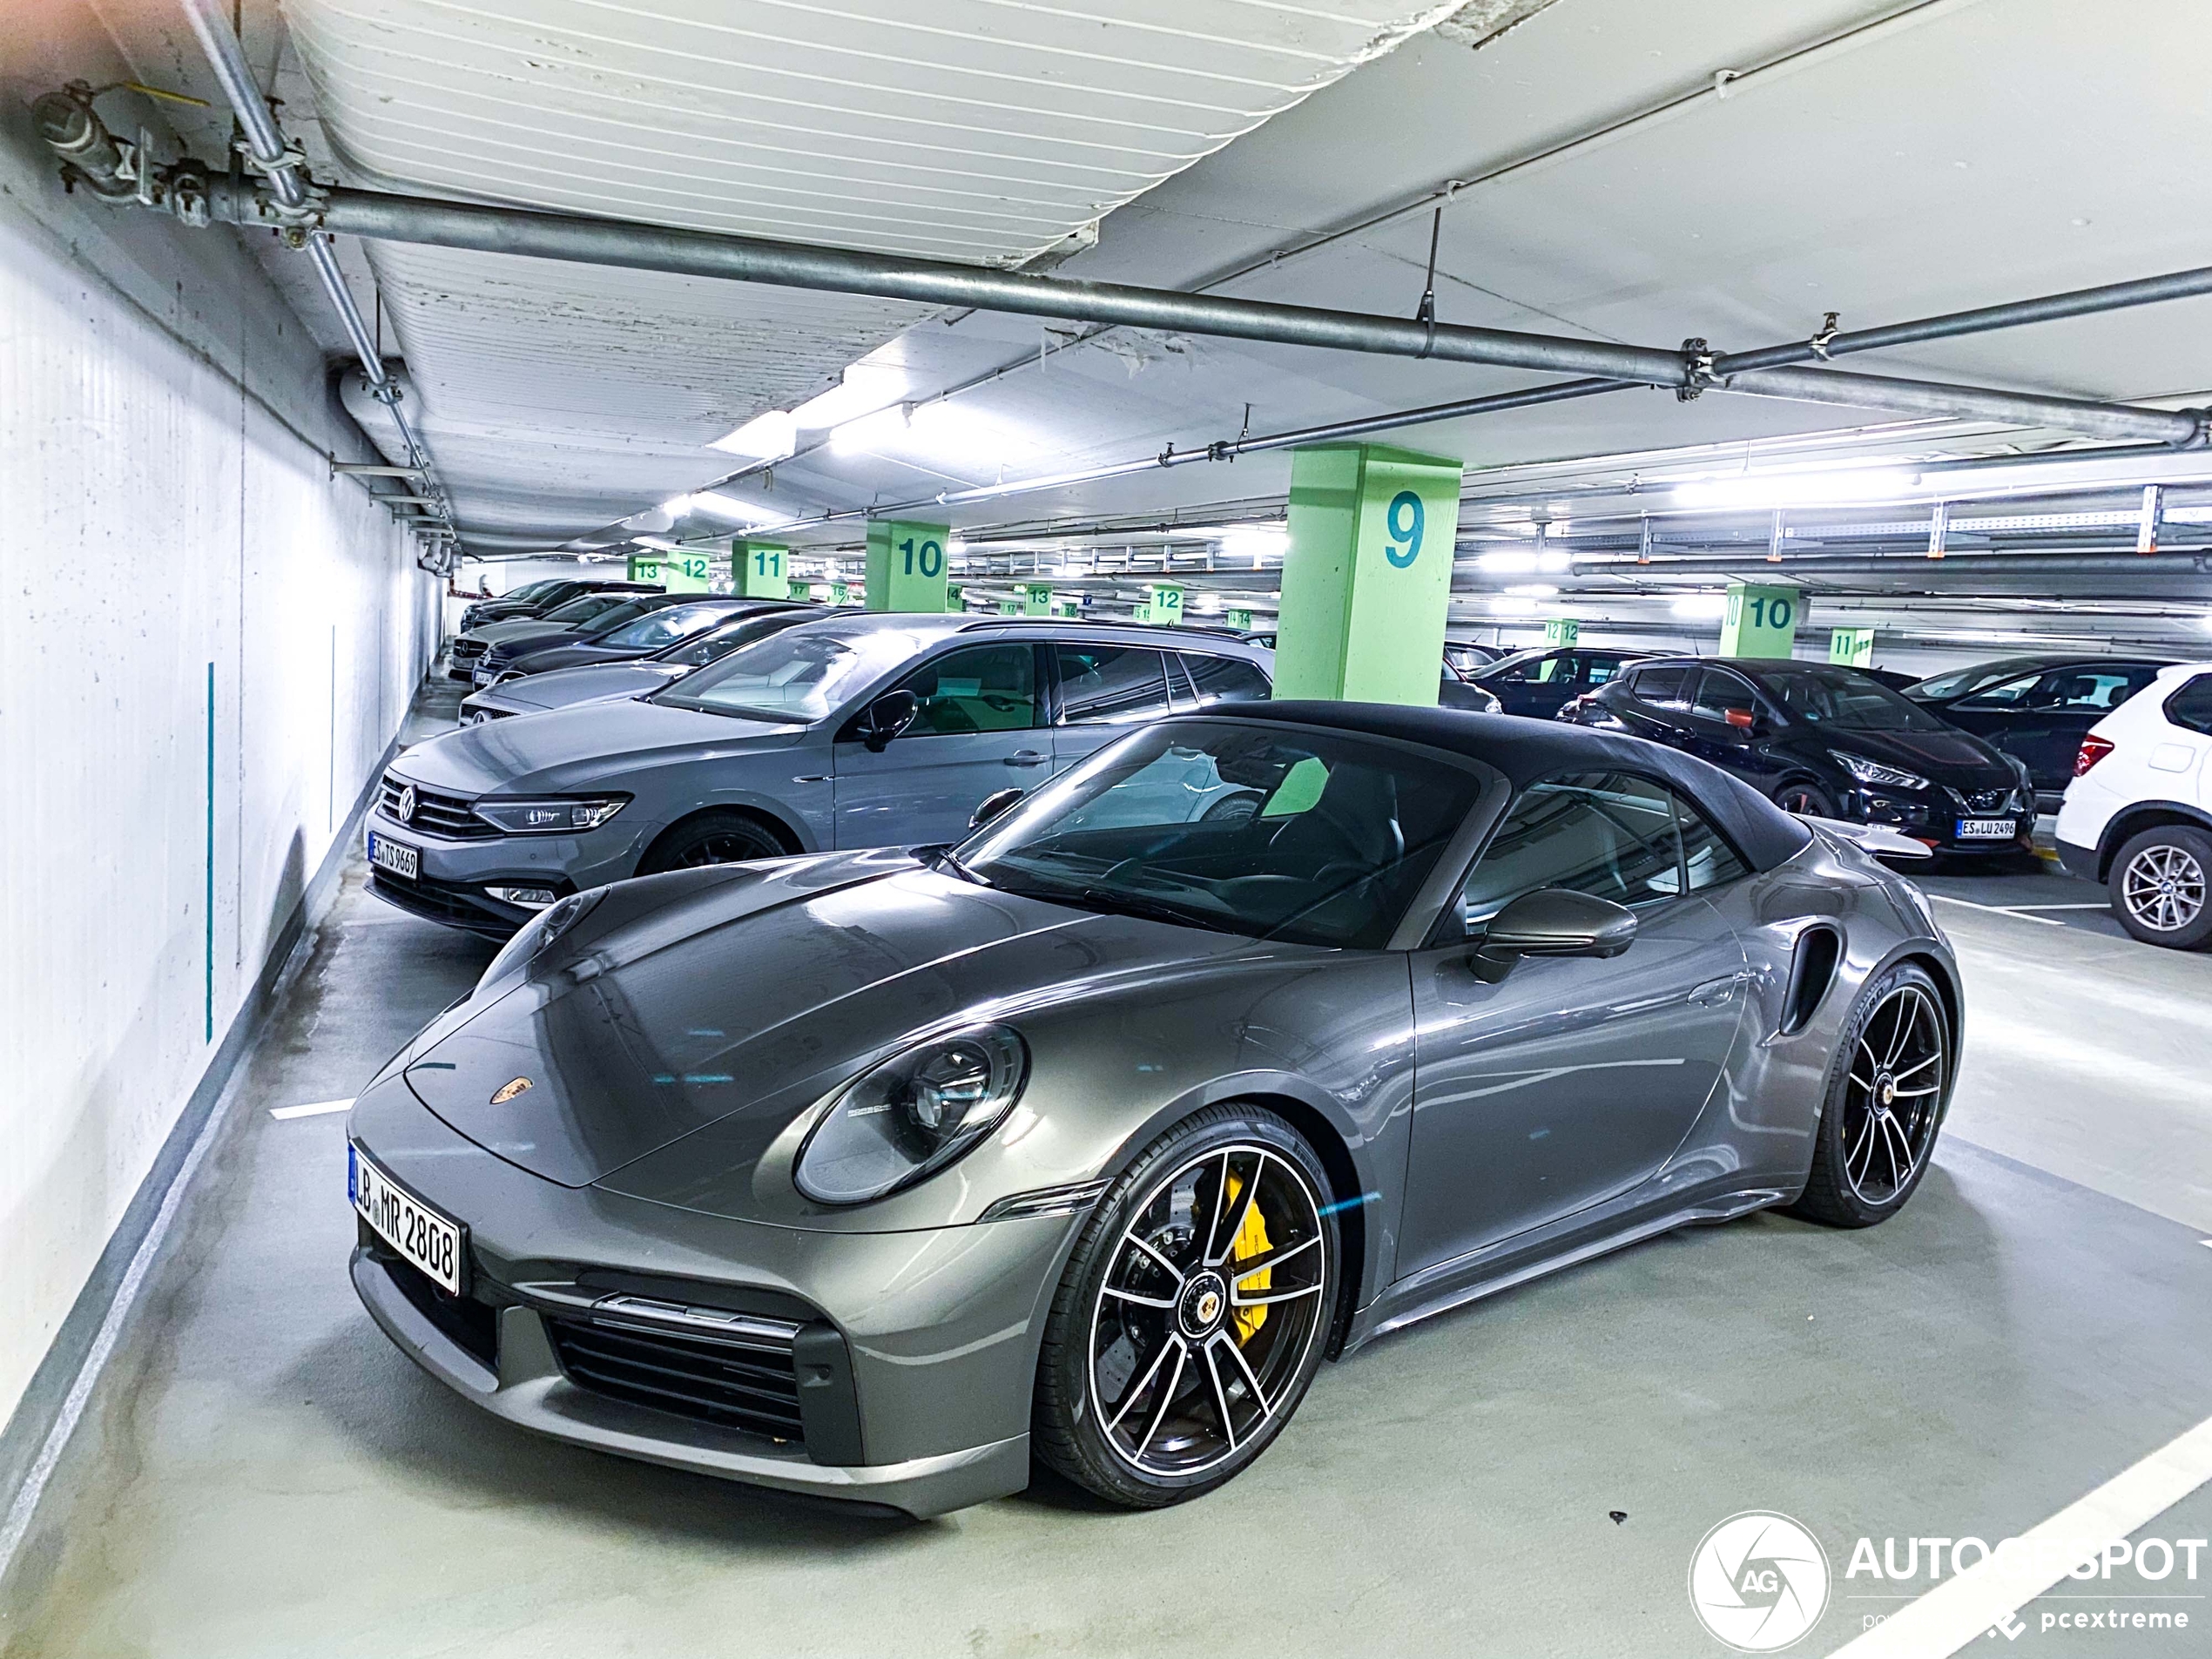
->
[[395, 784, 417, 825]]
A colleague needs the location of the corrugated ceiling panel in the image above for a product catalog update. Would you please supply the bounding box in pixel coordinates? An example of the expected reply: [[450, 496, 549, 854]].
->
[[277, 0, 1462, 543]]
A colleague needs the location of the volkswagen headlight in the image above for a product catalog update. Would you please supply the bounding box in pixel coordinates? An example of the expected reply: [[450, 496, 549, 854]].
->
[[471, 795, 629, 833], [1830, 751, 1928, 792], [796, 1025, 1028, 1205]]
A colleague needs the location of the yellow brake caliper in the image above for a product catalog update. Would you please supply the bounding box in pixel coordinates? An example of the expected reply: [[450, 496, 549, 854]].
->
[[1224, 1171, 1271, 1345]]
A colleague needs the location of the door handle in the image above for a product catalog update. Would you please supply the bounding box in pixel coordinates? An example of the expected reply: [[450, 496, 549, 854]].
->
[[1689, 974, 1742, 1007], [1004, 750, 1049, 768]]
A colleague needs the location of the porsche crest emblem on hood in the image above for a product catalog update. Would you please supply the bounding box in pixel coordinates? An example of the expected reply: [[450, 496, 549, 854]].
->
[[489, 1076, 533, 1105]]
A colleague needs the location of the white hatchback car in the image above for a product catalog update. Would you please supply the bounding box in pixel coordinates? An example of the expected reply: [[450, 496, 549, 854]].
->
[[2055, 663, 2212, 949]]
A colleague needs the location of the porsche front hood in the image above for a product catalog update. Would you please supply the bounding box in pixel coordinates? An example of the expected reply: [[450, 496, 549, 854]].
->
[[401, 861, 1244, 1194]]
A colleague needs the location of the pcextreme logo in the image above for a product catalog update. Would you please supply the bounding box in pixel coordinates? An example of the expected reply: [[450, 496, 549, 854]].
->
[[1689, 1511, 1833, 1652]]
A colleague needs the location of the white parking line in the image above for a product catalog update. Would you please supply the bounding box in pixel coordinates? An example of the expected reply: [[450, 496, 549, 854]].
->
[[1927, 894, 2063, 925], [1823, 1411, 2212, 1657], [2000, 903, 2112, 912], [269, 1098, 354, 1120]]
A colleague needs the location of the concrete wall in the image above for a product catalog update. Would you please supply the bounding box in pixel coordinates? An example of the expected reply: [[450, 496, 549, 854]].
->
[[0, 17, 437, 1433]]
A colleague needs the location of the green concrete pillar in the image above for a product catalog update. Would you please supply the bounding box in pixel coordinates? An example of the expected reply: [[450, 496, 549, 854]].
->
[[630, 550, 711, 592], [1019, 582, 1054, 617], [787, 576, 812, 601], [830, 579, 852, 606], [865, 520, 950, 612], [1830, 626, 1875, 666], [1226, 607, 1253, 631], [1052, 597, 1082, 618], [997, 598, 1021, 616], [1544, 617, 1580, 648], [946, 583, 966, 613], [1718, 583, 1799, 658], [1144, 583, 1185, 627], [732, 539, 788, 598], [1273, 443, 1463, 705]]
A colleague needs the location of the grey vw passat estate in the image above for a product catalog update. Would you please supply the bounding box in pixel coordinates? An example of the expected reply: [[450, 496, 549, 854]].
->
[[366, 614, 1274, 935]]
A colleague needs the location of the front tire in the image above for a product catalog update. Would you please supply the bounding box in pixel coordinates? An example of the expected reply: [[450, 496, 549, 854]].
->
[[1773, 779, 1838, 818], [1789, 961, 1950, 1228], [2109, 826, 2212, 949], [1033, 1107, 1339, 1508], [637, 810, 789, 874]]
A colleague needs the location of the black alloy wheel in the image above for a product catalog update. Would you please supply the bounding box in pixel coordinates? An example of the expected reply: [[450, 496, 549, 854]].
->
[[1790, 961, 1950, 1227], [637, 811, 789, 874], [1034, 1107, 1338, 1507], [1774, 779, 1839, 818]]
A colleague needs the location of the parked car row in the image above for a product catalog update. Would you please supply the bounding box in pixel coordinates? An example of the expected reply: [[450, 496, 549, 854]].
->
[[378, 617, 1276, 935]]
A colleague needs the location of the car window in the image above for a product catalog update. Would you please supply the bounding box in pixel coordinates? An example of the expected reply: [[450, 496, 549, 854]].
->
[[1692, 667, 1761, 721], [1456, 772, 1684, 925], [1627, 664, 1691, 706], [893, 644, 1039, 736], [2165, 673, 2212, 735], [1676, 797, 1751, 892], [1585, 657, 1627, 685], [658, 628, 901, 723], [1762, 666, 1951, 732], [540, 594, 620, 624], [578, 597, 662, 635], [962, 721, 1486, 950], [597, 601, 730, 651], [1177, 653, 1271, 709], [657, 610, 809, 667], [1909, 660, 2041, 701], [1056, 645, 1172, 725], [1960, 667, 2152, 713]]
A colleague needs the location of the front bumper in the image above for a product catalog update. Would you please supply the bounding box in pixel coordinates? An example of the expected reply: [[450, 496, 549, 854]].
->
[[2056, 835, 2102, 882], [361, 804, 644, 934], [346, 1079, 1077, 1516], [1844, 786, 2033, 854]]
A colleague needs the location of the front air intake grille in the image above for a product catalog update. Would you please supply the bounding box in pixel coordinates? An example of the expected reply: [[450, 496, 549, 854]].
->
[[546, 1314, 806, 1445], [1948, 786, 2013, 815], [378, 774, 499, 840], [450, 637, 489, 663], [367, 1233, 497, 1368]]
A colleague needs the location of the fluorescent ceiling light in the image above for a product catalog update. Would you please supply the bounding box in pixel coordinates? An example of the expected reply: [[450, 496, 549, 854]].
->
[[678, 489, 787, 527], [1220, 526, 1288, 562], [1475, 550, 1541, 574], [1672, 593, 1730, 619], [633, 535, 678, 552], [1503, 584, 1559, 598], [1672, 467, 1918, 509], [1191, 592, 1224, 614], [793, 363, 908, 431], [709, 409, 798, 461], [828, 404, 910, 455]]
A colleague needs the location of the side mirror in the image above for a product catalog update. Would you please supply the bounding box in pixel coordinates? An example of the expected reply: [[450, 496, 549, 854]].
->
[[860, 689, 921, 752], [968, 787, 1023, 831], [1473, 888, 1638, 980]]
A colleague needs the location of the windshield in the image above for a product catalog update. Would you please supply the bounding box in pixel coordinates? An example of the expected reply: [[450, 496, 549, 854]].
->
[[652, 609, 817, 667], [1905, 658, 2047, 701], [590, 600, 724, 649], [540, 594, 623, 624], [651, 623, 918, 722], [578, 597, 668, 637], [1762, 666, 1952, 732], [959, 721, 1485, 949], [502, 580, 562, 602]]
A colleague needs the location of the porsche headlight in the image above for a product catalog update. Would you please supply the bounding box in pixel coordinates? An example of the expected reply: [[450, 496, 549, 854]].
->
[[795, 1025, 1028, 1205], [472, 795, 629, 833], [474, 888, 602, 995], [1830, 750, 1928, 792]]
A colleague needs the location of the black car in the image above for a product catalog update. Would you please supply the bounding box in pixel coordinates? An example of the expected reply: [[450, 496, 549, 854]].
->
[[457, 577, 661, 632], [449, 591, 671, 683], [1467, 646, 1654, 718], [1904, 653, 2179, 798], [493, 596, 786, 678], [466, 593, 699, 686], [1570, 657, 2034, 855], [1438, 658, 1504, 713]]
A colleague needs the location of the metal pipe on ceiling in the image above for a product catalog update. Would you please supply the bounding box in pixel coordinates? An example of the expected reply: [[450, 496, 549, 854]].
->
[[175, 0, 453, 543], [246, 185, 2199, 446]]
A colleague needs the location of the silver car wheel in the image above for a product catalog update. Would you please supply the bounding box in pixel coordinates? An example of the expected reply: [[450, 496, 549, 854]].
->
[[1086, 1144, 1327, 1480], [2120, 843, 2208, 934], [1839, 984, 1945, 1206]]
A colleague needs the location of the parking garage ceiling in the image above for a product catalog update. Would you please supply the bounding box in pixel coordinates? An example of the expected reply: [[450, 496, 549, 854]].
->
[[109, 0, 2212, 612]]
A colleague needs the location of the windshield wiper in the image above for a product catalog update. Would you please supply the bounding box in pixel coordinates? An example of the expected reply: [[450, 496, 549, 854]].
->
[[1070, 886, 1238, 935], [923, 845, 992, 887]]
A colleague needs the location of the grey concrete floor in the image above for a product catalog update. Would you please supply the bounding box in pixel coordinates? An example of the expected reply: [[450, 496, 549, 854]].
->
[[5, 691, 2210, 1658]]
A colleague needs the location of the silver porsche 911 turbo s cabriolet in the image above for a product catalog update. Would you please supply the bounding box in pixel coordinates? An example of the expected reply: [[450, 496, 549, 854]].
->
[[346, 701, 1959, 1517]]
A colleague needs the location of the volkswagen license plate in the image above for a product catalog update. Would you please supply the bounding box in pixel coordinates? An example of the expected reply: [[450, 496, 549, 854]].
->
[[1955, 817, 2016, 840], [368, 831, 419, 880], [351, 1143, 464, 1294]]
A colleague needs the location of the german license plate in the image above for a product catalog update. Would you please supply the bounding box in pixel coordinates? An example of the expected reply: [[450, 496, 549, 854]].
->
[[351, 1143, 464, 1294], [368, 831, 420, 880], [1956, 817, 2016, 840]]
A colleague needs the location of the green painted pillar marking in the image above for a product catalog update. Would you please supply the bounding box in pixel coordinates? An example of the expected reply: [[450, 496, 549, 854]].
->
[[997, 598, 1021, 616], [1020, 582, 1054, 617], [1273, 442, 1463, 705], [1052, 597, 1082, 618], [626, 553, 659, 584], [830, 579, 852, 606], [1719, 583, 1800, 658], [1544, 617, 1580, 647], [1144, 583, 1184, 627], [1830, 626, 1875, 665], [733, 539, 788, 598], [787, 577, 813, 601], [865, 519, 950, 612], [1132, 601, 1152, 624], [1226, 607, 1253, 631], [664, 550, 714, 593], [947, 583, 966, 613]]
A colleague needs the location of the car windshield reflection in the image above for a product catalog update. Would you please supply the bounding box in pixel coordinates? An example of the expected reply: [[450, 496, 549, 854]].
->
[[959, 722, 1485, 949]]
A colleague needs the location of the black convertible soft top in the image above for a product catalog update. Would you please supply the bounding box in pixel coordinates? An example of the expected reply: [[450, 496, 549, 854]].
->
[[1217, 700, 1815, 874]]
